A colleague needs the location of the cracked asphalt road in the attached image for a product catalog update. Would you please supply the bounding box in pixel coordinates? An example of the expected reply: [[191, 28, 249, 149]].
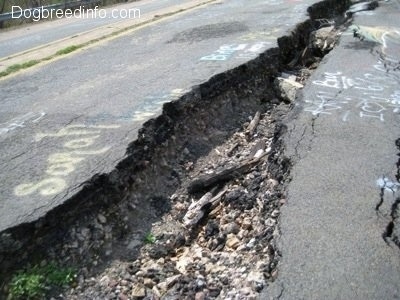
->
[[268, 2, 400, 299], [0, 0, 320, 232], [0, 0, 191, 59]]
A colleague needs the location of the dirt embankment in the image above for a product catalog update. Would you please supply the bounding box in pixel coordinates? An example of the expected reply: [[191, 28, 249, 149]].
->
[[0, 0, 352, 298]]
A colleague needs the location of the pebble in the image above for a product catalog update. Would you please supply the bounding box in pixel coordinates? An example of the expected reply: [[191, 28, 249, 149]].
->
[[225, 234, 241, 249], [271, 209, 280, 218], [271, 269, 279, 280], [144, 278, 155, 288], [267, 178, 279, 188], [196, 279, 205, 288], [246, 238, 256, 248], [120, 279, 129, 286], [240, 287, 252, 295], [195, 291, 206, 300], [99, 275, 110, 287], [236, 244, 247, 251], [157, 281, 168, 293], [241, 218, 253, 230], [131, 284, 146, 298], [265, 218, 276, 227], [97, 213, 107, 224], [118, 293, 128, 300], [222, 222, 240, 234], [152, 286, 162, 297], [165, 274, 181, 288]]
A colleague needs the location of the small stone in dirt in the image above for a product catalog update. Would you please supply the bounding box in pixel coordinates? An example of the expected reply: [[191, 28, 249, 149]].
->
[[176, 256, 192, 274], [265, 218, 276, 227], [144, 278, 155, 288], [222, 222, 240, 235], [126, 264, 139, 275], [225, 189, 243, 203], [148, 245, 170, 259], [215, 234, 227, 250], [275, 76, 303, 103], [196, 279, 206, 288], [195, 291, 206, 300], [310, 26, 336, 52], [99, 275, 110, 287], [271, 209, 280, 218], [209, 286, 221, 297], [271, 269, 279, 280], [240, 287, 252, 295], [241, 218, 252, 230], [79, 227, 91, 240], [173, 232, 186, 248], [109, 279, 118, 288], [97, 213, 107, 224], [205, 220, 220, 238], [131, 283, 146, 298], [118, 293, 129, 300], [119, 279, 128, 286], [225, 234, 241, 249], [266, 179, 279, 188], [157, 281, 168, 293], [246, 238, 256, 248], [152, 285, 162, 297], [165, 274, 181, 288], [247, 271, 265, 292]]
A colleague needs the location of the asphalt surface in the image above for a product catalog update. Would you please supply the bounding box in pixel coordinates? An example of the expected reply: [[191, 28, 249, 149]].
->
[[0, 0, 320, 232], [0, 0, 188, 59], [268, 1, 400, 299]]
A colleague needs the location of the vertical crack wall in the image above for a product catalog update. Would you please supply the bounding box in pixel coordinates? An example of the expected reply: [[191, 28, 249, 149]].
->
[[381, 138, 400, 247]]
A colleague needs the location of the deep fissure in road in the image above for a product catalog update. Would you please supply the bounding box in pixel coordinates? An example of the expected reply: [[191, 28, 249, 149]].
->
[[0, 0, 353, 298], [381, 138, 400, 247]]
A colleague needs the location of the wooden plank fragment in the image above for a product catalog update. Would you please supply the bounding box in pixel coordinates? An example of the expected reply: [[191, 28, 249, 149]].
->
[[187, 152, 268, 194]]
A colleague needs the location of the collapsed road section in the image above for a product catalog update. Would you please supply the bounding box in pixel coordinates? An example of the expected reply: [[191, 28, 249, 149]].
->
[[0, 0, 356, 298], [1, 0, 319, 238]]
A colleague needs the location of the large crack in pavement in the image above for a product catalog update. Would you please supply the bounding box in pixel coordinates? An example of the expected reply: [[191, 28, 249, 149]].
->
[[380, 138, 400, 248], [0, 0, 353, 298]]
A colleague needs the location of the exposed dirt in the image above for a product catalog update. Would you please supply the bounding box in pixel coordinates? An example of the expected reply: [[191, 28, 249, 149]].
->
[[0, 0, 353, 298], [65, 105, 291, 300]]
